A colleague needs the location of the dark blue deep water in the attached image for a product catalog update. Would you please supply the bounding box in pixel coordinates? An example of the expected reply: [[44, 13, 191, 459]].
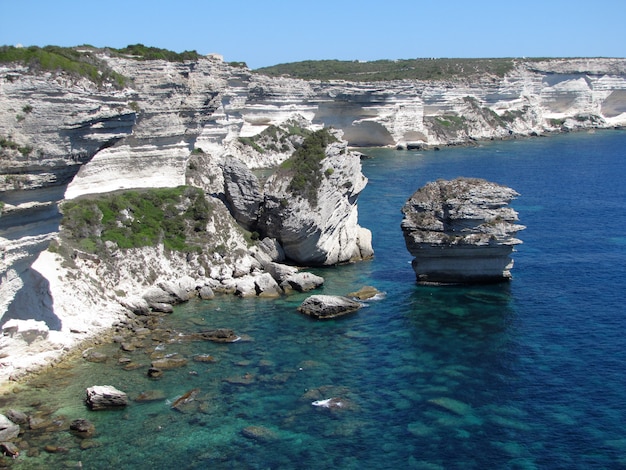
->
[[3, 130, 626, 469]]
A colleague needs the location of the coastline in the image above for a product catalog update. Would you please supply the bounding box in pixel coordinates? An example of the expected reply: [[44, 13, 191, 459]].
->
[[2, 126, 625, 390]]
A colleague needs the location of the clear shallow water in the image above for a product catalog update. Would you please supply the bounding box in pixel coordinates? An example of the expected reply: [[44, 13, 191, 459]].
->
[[2, 131, 626, 469]]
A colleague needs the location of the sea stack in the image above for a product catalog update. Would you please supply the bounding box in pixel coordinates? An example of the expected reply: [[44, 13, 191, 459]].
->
[[401, 177, 525, 284]]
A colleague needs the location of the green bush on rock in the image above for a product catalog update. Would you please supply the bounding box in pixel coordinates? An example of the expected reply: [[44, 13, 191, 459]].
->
[[279, 128, 337, 204], [60, 186, 212, 254]]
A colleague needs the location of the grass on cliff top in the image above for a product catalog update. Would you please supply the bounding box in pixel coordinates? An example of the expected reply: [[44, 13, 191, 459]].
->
[[278, 128, 338, 205], [109, 44, 200, 62], [238, 121, 312, 154], [59, 186, 212, 254], [0, 45, 128, 88], [256, 58, 522, 81]]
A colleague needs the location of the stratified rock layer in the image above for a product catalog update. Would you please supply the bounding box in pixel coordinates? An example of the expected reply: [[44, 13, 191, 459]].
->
[[401, 178, 524, 284]]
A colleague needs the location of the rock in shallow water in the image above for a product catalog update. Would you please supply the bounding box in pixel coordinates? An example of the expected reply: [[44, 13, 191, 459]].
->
[[85, 385, 128, 410], [0, 415, 19, 441], [297, 295, 362, 319], [69, 418, 96, 438], [401, 177, 525, 284]]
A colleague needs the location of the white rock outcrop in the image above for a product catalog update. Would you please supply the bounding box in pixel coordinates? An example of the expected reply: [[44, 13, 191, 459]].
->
[[401, 178, 525, 284], [259, 132, 373, 265]]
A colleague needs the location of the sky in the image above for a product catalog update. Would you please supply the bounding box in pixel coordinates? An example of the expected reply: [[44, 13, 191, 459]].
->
[[1, 0, 625, 69]]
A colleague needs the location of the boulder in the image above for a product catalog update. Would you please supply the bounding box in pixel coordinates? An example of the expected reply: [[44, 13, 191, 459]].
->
[[252, 237, 286, 264], [147, 367, 163, 379], [198, 285, 215, 300], [82, 350, 108, 363], [119, 296, 151, 315], [254, 273, 282, 298], [171, 388, 200, 413], [177, 276, 196, 294], [0, 415, 19, 441], [1, 319, 49, 344], [347, 285, 383, 300], [297, 295, 363, 320], [85, 385, 129, 410], [401, 177, 525, 284], [284, 272, 324, 292], [264, 262, 298, 284], [4, 410, 27, 426], [0, 441, 19, 458], [221, 156, 263, 231], [158, 281, 190, 303], [150, 302, 174, 314], [135, 390, 166, 402], [233, 276, 257, 297], [142, 286, 176, 305], [182, 328, 240, 343]]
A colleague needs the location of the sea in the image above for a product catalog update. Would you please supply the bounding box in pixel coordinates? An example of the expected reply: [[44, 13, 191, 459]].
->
[[2, 130, 626, 469]]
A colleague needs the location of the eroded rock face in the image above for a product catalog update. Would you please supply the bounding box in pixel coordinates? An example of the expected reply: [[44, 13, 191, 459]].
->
[[220, 155, 263, 230], [401, 178, 525, 284], [259, 133, 374, 265]]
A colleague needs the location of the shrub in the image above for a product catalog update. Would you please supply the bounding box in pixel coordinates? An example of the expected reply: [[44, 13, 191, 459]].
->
[[111, 44, 200, 62], [0, 45, 128, 88], [59, 186, 213, 254], [279, 128, 337, 204], [256, 58, 519, 82]]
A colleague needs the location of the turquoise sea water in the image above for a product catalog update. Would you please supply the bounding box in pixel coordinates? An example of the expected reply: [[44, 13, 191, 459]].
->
[[2, 130, 626, 469]]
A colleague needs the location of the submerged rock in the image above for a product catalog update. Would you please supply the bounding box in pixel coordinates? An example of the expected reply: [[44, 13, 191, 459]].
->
[[135, 390, 166, 402], [297, 295, 363, 320], [401, 177, 525, 284], [151, 357, 188, 370], [241, 425, 279, 443], [69, 418, 96, 438], [179, 328, 240, 343]]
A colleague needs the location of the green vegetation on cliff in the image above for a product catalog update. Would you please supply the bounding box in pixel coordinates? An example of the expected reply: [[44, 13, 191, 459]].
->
[[256, 58, 519, 81], [279, 128, 337, 204], [59, 186, 212, 254], [238, 121, 312, 154], [0, 45, 128, 88], [110, 44, 200, 62]]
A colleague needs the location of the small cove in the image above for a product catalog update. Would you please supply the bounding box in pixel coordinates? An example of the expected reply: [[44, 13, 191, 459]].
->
[[1, 130, 626, 469]]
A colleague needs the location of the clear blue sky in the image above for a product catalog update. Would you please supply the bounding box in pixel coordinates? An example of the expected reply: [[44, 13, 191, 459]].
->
[[1, 0, 624, 69]]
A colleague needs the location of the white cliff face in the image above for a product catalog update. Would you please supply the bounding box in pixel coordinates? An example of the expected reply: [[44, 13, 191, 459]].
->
[[0, 53, 625, 381], [259, 134, 373, 265], [401, 178, 525, 284]]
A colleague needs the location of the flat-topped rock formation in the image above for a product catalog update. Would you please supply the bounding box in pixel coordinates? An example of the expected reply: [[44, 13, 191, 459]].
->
[[401, 178, 525, 284]]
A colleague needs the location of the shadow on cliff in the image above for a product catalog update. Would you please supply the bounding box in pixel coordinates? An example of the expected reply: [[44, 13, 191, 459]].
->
[[3, 268, 62, 331]]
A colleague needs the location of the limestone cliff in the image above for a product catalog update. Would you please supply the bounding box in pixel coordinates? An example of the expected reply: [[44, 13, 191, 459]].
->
[[401, 178, 525, 284], [258, 129, 373, 265], [0, 50, 624, 379]]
